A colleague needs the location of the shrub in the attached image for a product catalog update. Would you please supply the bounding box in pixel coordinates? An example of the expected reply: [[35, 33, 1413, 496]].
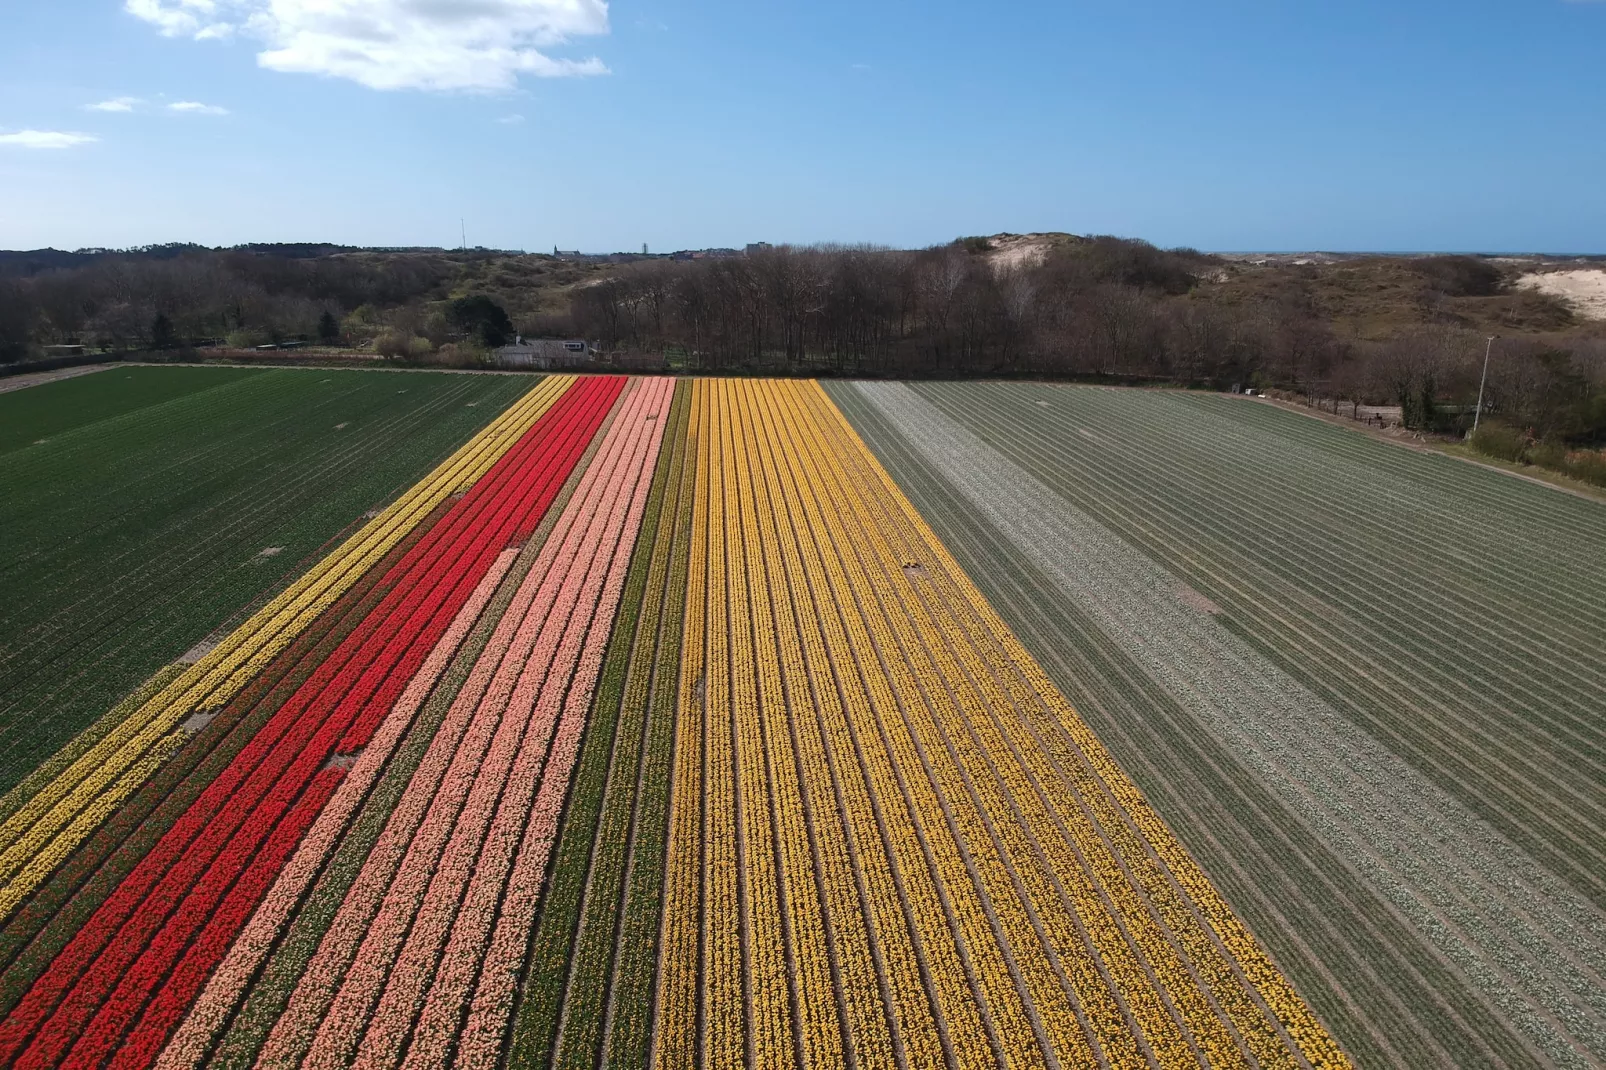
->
[[1468, 422, 1528, 463], [1413, 256, 1504, 297], [431, 342, 486, 367], [1527, 440, 1567, 471], [225, 329, 269, 349], [1565, 450, 1606, 488], [373, 331, 432, 360]]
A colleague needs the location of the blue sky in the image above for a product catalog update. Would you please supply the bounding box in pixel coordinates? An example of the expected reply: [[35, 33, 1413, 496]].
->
[[1, 1, 1603, 253]]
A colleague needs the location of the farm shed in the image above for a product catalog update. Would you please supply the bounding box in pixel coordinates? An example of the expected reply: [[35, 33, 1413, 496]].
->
[[495, 340, 593, 370]]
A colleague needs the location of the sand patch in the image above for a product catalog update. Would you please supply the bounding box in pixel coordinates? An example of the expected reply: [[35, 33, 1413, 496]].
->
[[1519, 269, 1606, 320]]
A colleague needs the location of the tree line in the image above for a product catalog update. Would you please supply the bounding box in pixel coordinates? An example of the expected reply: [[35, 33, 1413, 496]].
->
[[570, 241, 1605, 446], [2, 238, 1601, 451]]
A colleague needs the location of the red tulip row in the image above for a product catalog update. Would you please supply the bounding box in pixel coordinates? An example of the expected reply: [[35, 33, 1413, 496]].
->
[[156, 544, 523, 1070], [0, 376, 627, 1070], [278, 377, 672, 1070]]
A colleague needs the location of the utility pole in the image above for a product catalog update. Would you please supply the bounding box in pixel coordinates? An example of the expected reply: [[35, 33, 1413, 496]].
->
[[1472, 335, 1495, 435], [461, 219, 466, 251]]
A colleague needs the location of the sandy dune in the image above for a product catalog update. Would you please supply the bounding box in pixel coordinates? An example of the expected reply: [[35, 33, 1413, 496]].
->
[[1519, 269, 1606, 320]]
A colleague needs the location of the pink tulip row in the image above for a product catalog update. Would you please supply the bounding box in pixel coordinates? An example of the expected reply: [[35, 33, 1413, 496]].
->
[[153, 546, 522, 1070], [344, 379, 670, 1070], [447, 379, 673, 1070], [302, 380, 656, 1065], [257, 378, 672, 1070]]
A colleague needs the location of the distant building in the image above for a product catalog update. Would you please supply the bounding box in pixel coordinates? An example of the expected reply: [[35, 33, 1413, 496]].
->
[[495, 339, 593, 370], [670, 247, 744, 262], [745, 242, 773, 256]]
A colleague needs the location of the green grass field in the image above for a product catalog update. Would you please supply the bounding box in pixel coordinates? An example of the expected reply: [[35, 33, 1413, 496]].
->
[[831, 380, 1606, 1070], [0, 366, 531, 797]]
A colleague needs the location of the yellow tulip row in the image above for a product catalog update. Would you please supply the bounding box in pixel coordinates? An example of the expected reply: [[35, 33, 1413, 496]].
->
[[732, 378, 939, 1069], [767, 380, 1058, 1069], [814, 382, 1353, 1070], [654, 377, 707, 1070], [738, 381, 883, 1069], [655, 377, 1350, 1069], [804, 382, 1209, 1065], [724, 382, 826, 1068], [0, 376, 575, 926], [757, 375, 985, 1067]]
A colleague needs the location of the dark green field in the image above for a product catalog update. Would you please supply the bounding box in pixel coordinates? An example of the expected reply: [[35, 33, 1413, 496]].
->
[[831, 380, 1606, 1070], [0, 366, 529, 796]]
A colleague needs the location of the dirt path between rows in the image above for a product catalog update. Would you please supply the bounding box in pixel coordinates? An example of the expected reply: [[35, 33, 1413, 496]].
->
[[0, 364, 116, 394]]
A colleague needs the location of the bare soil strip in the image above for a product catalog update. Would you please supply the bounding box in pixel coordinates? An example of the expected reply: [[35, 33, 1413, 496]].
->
[[0, 365, 115, 395]]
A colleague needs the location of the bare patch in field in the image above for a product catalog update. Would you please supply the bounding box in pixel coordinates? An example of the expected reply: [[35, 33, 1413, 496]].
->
[[334, 422, 350, 430], [1077, 427, 1117, 449], [181, 709, 219, 734], [324, 751, 362, 771], [902, 561, 931, 580], [0, 364, 114, 394], [1178, 586, 1223, 616], [178, 638, 219, 664], [257, 546, 285, 559]]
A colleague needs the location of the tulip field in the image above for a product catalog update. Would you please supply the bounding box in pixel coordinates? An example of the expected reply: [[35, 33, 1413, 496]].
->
[[4, 368, 1596, 1068]]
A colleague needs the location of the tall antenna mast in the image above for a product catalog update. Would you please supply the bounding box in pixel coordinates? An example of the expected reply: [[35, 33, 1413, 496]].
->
[[460, 218, 466, 250]]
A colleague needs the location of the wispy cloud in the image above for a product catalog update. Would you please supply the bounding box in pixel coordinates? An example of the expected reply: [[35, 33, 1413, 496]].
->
[[86, 96, 144, 112], [496, 114, 526, 125], [168, 100, 229, 115], [124, 0, 232, 39], [0, 130, 99, 150], [124, 0, 612, 92]]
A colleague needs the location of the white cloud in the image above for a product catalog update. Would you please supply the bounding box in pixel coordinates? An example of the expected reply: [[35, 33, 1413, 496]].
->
[[87, 96, 145, 112], [0, 130, 100, 150], [125, 0, 232, 39], [495, 113, 526, 124], [168, 100, 230, 115], [125, 0, 611, 92]]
